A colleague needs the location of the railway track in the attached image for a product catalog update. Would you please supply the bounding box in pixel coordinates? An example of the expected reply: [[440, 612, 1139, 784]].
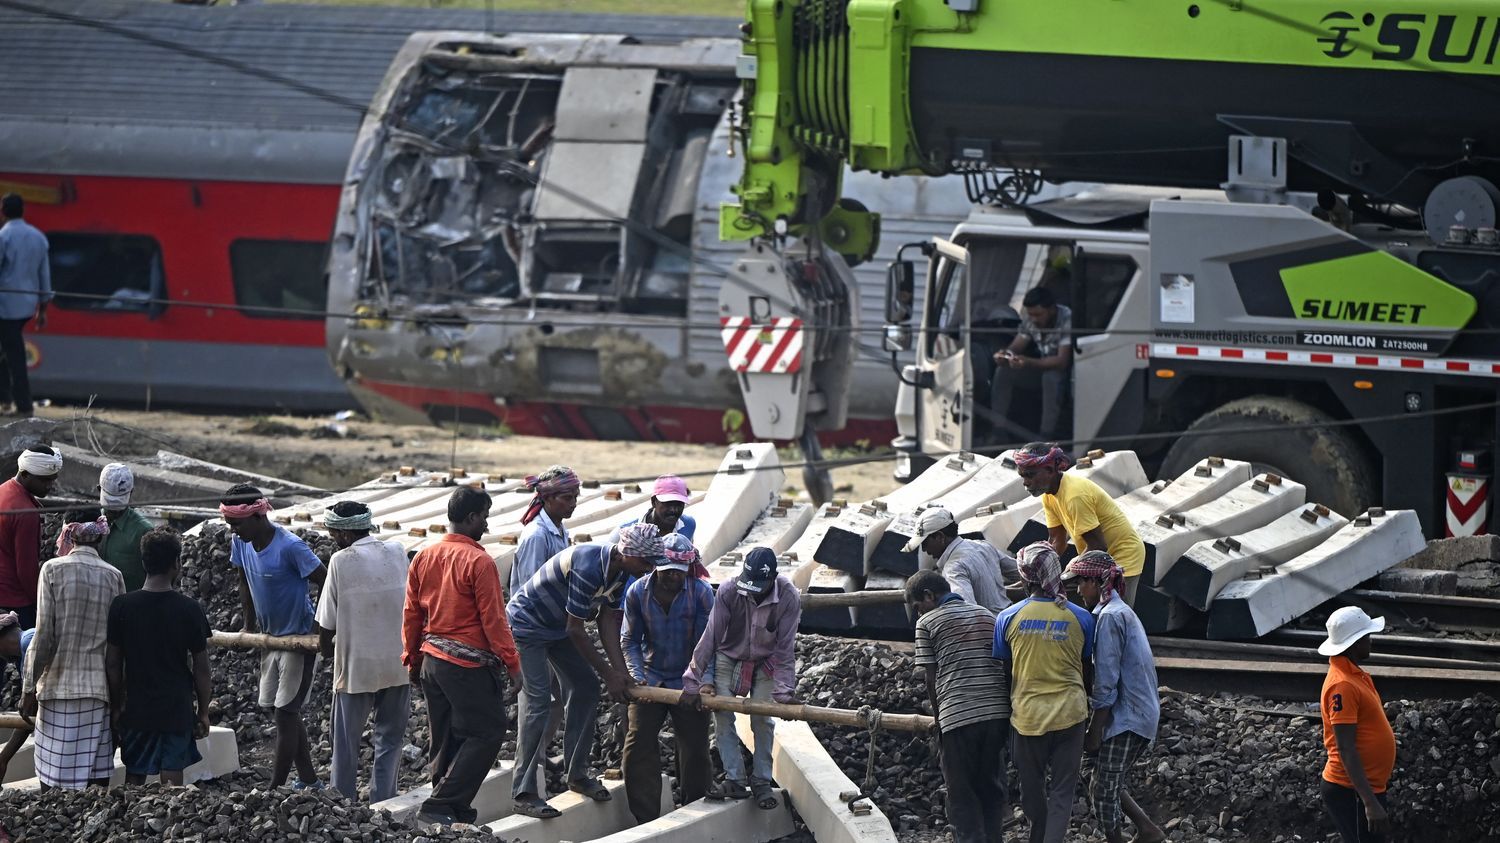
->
[[1326, 589, 1500, 634], [884, 630, 1500, 702]]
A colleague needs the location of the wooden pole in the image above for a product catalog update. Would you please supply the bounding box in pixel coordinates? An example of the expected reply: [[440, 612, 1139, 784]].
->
[[0, 713, 28, 730], [209, 631, 320, 652], [798, 589, 907, 610], [625, 685, 933, 733]]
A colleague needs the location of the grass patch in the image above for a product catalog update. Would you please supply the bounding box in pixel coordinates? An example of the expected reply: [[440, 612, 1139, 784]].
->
[[266, 0, 742, 17]]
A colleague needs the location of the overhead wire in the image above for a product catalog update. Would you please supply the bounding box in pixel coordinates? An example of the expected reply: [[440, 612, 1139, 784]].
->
[[15, 395, 1500, 519]]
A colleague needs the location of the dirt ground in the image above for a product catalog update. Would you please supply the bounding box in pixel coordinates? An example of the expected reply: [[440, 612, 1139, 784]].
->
[[36, 405, 900, 504]]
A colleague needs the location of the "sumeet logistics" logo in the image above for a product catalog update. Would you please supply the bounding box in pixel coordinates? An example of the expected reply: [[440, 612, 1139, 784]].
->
[[1318, 11, 1500, 64]]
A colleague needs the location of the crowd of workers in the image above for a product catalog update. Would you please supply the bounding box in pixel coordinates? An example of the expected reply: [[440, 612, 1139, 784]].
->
[[0, 442, 1395, 843]]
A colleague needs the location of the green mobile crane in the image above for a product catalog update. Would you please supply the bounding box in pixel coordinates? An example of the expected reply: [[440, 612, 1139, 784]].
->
[[715, 0, 1500, 538]]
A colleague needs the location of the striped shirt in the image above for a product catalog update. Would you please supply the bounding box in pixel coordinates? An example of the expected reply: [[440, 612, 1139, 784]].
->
[[23, 547, 125, 702], [914, 594, 1010, 733], [507, 544, 630, 642], [621, 574, 713, 689]]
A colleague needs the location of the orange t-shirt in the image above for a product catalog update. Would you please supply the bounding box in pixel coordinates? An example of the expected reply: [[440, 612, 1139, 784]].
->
[[1321, 656, 1396, 792]]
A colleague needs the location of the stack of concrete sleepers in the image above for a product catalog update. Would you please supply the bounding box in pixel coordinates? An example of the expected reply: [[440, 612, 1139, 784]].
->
[[1206, 508, 1425, 639], [1133, 473, 1308, 632]]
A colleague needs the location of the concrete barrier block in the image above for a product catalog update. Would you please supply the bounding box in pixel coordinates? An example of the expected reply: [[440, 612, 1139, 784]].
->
[[817, 453, 988, 574], [1159, 503, 1348, 611], [852, 573, 910, 630], [374, 763, 515, 825], [959, 498, 1043, 551], [867, 452, 1028, 576], [799, 563, 858, 630], [1, 726, 238, 792], [582, 791, 794, 843], [186, 726, 241, 784], [0, 732, 33, 782], [1377, 567, 1460, 595], [691, 444, 785, 563], [487, 775, 665, 840], [1003, 450, 1149, 554], [1207, 509, 1427, 639], [1114, 457, 1253, 527], [1139, 474, 1307, 586], [706, 501, 815, 588], [734, 716, 897, 843], [783, 501, 852, 577], [1133, 584, 1202, 634]]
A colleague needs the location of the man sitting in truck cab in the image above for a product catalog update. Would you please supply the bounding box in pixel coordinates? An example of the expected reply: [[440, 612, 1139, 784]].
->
[[990, 286, 1073, 441]]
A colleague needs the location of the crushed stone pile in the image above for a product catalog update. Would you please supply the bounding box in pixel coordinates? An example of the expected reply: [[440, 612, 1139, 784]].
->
[[793, 634, 1500, 843], [0, 774, 511, 842]]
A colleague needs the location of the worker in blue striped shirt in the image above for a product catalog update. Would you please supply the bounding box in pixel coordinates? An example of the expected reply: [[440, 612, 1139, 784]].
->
[[620, 533, 714, 823], [506, 522, 663, 819]]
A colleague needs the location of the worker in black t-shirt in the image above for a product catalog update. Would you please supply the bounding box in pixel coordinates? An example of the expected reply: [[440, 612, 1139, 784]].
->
[[105, 527, 213, 785]]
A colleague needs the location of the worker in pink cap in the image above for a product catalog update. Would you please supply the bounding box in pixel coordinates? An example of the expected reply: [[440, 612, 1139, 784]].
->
[[608, 475, 696, 543], [601, 474, 696, 776]]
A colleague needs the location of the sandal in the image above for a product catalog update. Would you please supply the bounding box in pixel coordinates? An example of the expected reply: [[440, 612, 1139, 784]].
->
[[568, 777, 612, 802], [715, 779, 750, 800], [512, 796, 561, 820], [752, 782, 779, 810]]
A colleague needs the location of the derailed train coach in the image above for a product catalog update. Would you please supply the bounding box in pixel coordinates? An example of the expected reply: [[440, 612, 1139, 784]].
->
[[326, 32, 977, 443]]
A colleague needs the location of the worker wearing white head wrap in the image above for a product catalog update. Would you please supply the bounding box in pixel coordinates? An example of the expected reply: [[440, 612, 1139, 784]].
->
[[16, 448, 61, 478], [96, 463, 152, 592], [0, 446, 61, 627]]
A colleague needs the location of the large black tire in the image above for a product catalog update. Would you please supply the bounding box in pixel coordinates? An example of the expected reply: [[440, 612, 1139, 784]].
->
[[1159, 396, 1378, 518]]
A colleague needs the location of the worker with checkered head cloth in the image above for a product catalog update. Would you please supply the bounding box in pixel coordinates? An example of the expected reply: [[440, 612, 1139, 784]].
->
[[1015, 442, 1146, 605], [1064, 551, 1164, 843], [21, 510, 125, 790], [994, 541, 1096, 843], [1318, 607, 1395, 843], [620, 532, 714, 824], [507, 521, 662, 819]]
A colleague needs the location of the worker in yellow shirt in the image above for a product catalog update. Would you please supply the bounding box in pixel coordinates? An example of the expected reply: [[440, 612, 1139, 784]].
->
[[1014, 443, 1147, 606]]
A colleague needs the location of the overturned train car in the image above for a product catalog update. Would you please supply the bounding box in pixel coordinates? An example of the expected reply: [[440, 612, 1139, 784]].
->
[[326, 32, 972, 443]]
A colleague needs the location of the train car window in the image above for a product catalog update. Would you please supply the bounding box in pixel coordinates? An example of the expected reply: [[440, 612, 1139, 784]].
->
[[230, 240, 329, 320], [48, 233, 164, 313]]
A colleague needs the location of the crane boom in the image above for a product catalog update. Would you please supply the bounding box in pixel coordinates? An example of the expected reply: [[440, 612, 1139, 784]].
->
[[722, 0, 1500, 241]]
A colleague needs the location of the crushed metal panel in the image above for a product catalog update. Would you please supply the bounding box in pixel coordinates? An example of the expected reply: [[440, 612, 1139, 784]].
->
[[552, 66, 657, 142], [534, 141, 647, 221]]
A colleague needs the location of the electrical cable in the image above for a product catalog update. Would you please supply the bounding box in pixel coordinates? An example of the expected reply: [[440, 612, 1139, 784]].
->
[[13, 395, 1498, 518]]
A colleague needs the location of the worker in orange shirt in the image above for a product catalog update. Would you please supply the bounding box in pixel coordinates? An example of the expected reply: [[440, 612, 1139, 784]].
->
[[1317, 607, 1395, 843]]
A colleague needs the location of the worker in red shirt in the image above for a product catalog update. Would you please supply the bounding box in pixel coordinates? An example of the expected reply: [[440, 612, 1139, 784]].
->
[[403, 486, 521, 828], [0, 447, 62, 627], [1318, 606, 1395, 843]]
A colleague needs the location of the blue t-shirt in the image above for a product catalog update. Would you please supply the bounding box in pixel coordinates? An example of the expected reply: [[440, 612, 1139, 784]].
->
[[230, 526, 322, 636], [8, 627, 33, 678], [507, 543, 630, 643]]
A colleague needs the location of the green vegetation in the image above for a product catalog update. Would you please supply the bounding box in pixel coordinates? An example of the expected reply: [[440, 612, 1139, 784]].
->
[[266, 0, 742, 17]]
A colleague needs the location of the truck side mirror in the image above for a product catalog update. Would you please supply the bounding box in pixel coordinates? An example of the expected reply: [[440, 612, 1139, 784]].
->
[[885, 259, 915, 324]]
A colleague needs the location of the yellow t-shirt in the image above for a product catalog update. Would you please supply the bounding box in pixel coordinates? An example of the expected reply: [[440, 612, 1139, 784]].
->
[[1042, 472, 1146, 578], [994, 597, 1096, 736]]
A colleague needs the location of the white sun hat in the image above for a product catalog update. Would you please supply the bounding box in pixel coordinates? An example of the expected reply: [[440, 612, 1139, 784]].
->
[[1318, 606, 1385, 657]]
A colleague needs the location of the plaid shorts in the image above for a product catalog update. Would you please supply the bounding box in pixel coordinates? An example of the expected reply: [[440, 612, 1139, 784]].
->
[[1091, 730, 1152, 832]]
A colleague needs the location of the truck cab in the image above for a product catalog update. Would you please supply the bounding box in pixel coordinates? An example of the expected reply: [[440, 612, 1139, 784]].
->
[[886, 186, 1500, 539], [887, 190, 1158, 481]]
